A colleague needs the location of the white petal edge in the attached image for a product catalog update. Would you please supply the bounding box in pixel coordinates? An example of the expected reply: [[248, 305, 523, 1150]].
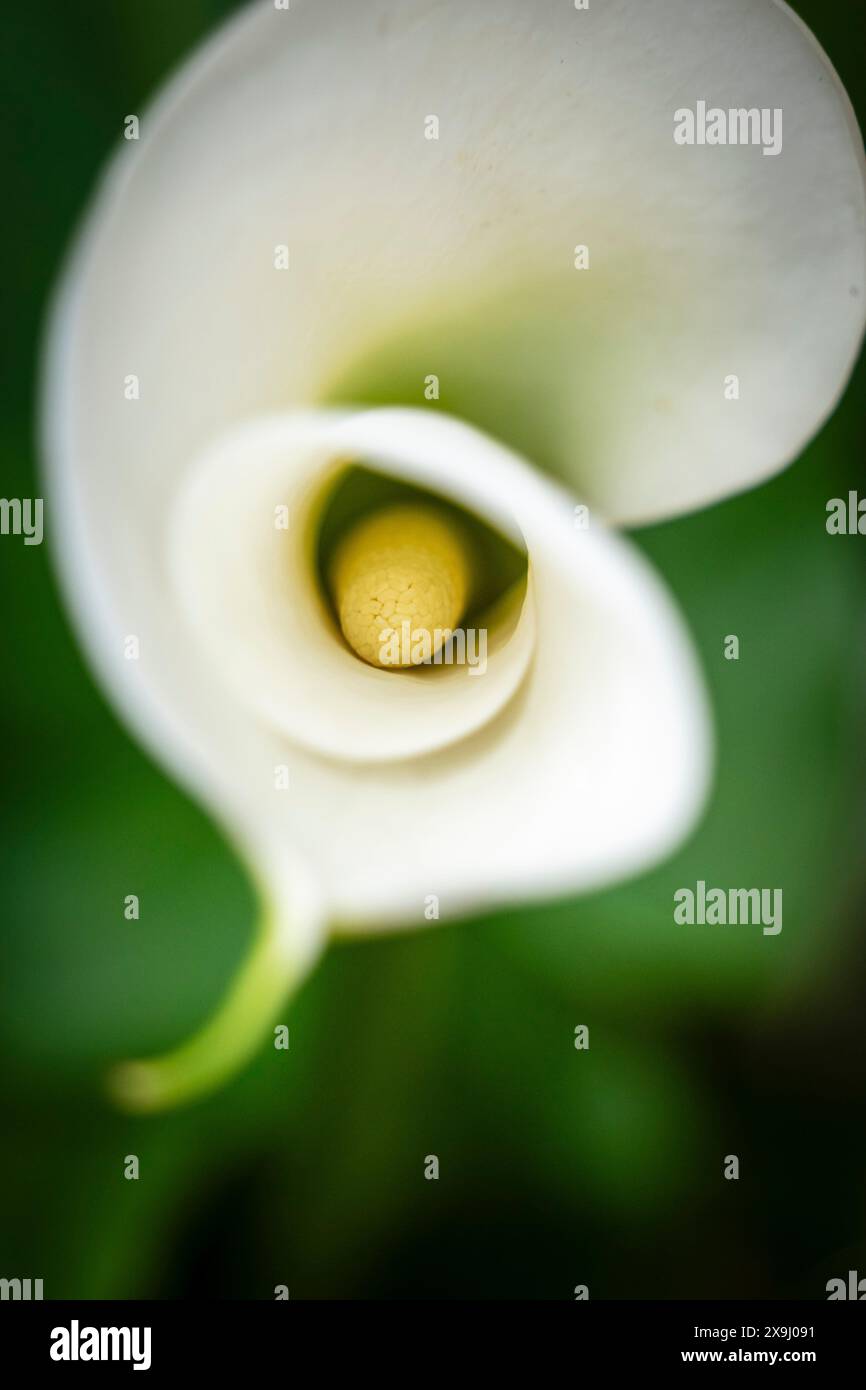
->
[[41, 0, 866, 547]]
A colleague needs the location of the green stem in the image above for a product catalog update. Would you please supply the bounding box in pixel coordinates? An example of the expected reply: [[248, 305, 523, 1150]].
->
[[108, 917, 297, 1113]]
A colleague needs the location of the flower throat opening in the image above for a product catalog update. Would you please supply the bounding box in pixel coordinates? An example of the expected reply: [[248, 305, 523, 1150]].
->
[[315, 464, 528, 673]]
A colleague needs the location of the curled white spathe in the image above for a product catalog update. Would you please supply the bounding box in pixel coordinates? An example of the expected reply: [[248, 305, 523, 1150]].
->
[[168, 406, 712, 928], [40, 0, 865, 1104]]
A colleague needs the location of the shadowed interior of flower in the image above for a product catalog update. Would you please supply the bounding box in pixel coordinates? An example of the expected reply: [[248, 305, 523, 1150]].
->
[[318, 465, 528, 674]]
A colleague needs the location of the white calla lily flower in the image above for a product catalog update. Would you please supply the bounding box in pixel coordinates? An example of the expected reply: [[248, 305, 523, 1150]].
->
[[42, 0, 864, 1109]]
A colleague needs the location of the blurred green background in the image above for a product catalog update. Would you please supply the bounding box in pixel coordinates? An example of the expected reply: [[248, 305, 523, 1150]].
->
[[1, 0, 864, 1300]]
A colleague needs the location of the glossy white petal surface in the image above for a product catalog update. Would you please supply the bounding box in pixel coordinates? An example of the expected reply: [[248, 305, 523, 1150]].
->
[[170, 408, 712, 927]]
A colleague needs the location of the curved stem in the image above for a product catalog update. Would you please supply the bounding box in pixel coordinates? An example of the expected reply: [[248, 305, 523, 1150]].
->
[[108, 916, 299, 1113]]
